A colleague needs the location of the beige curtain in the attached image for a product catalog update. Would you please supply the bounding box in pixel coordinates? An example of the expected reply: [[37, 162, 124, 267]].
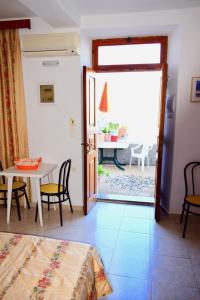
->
[[0, 29, 29, 169]]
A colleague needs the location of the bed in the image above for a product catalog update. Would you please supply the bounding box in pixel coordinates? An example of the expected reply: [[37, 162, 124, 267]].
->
[[0, 232, 113, 300]]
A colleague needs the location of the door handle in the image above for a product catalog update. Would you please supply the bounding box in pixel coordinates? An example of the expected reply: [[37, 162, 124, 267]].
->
[[81, 142, 94, 153]]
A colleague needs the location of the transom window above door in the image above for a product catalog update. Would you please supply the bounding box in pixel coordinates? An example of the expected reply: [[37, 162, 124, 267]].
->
[[98, 43, 161, 65], [92, 36, 167, 72]]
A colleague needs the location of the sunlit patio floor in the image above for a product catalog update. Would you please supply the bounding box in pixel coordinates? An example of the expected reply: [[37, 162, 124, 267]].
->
[[97, 164, 155, 203]]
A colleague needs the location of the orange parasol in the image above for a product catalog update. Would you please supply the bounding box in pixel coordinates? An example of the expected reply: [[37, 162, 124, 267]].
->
[[99, 82, 110, 112]]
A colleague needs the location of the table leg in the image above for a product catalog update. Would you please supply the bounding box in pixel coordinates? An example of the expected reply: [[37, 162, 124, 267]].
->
[[7, 177, 13, 224], [113, 149, 125, 171], [99, 148, 103, 164], [34, 178, 43, 227]]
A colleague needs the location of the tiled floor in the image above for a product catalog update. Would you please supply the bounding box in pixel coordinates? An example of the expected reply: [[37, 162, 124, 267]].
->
[[0, 202, 200, 300]]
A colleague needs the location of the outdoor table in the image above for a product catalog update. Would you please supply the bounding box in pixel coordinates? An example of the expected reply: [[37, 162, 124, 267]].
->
[[98, 139, 129, 170]]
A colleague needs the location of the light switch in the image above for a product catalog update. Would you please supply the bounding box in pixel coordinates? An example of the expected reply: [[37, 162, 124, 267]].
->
[[69, 118, 75, 125]]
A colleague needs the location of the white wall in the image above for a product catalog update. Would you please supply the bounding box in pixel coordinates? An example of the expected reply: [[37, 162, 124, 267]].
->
[[170, 18, 200, 213], [21, 18, 83, 207], [20, 7, 200, 214], [81, 7, 200, 214]]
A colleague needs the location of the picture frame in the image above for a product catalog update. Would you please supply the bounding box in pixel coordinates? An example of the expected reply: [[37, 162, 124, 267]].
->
[[190, 77, 200, 102], [39, 83, 55, 104]]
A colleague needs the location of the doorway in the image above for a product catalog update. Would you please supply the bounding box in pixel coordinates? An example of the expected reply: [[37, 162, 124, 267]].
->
[[96, 70, 161, 204], [83, 36, 168, 221]]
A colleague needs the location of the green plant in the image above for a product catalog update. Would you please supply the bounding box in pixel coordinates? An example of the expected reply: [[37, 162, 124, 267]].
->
[[98, 164, 109, 176], [101, 126, 111, 134], [108, 122, 119, 131]]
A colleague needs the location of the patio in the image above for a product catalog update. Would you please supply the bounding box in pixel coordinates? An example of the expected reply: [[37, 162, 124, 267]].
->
[[97, 164, 155, 202]]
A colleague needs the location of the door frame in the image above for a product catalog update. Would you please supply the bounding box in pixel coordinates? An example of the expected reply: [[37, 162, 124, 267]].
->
[[90, 36, 168, 221]]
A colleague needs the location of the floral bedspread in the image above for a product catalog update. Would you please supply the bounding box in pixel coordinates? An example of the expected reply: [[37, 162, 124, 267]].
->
[[0, 232, 112, 300]]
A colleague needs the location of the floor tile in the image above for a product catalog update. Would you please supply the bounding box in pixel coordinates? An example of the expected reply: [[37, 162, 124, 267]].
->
[[151, 255, 197, 288], [115, 231, 151, 255], [120, 217, 151, 234], [151, 218, 183, 238], [92, 213, 122, 230], [192, 259, 200, 288], [87, 228, 119, 249], [110, 250, 151, 279], [95, 202, 126, 216], [97, 246, 114, 272], [1, 202, 200, 300], [104, 275, 151, 300], [152, 281, 200, 300], [151, 235, 190, 258], [124, 205, 151, 219], [188, 239, 200, 260]]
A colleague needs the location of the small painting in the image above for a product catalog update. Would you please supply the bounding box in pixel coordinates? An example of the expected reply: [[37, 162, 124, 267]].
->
[[190, 77, 200, 102], [40, 84, 54, 103]]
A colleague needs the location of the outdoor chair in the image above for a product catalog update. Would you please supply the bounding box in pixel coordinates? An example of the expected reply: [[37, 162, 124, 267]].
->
[[129, 144, 152, 172]]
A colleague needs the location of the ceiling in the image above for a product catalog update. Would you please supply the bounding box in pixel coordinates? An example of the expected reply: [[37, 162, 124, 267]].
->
[[0, 0, 200, 27]]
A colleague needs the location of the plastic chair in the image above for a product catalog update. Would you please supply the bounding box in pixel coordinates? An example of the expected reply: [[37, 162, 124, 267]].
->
[[129, 144, 152, 172], [35, 159, 73, 226], [180, 161, 200, 238], [0, 161, 30, 220]]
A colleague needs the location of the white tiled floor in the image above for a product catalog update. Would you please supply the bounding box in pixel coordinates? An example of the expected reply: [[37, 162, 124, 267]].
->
[[0, 202, 200, 299]]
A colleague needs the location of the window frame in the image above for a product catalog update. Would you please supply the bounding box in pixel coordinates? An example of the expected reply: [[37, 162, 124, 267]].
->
[[92, 36, 168, 72]]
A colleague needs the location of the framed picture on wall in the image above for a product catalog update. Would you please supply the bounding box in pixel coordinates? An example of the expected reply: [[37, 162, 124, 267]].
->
[[39, 84, 55, 103], [190, 77, 200, 102]]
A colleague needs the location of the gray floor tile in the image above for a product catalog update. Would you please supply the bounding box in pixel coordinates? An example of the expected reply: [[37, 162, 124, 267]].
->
[[120, 217, 151, 234], [104, 275, 151, 300], [151, 218, 183, 238], [152, 281, 200, 300], [115, 231, 151, 255], [1, 202, 200, 300], [151, 255, 197, 288], [87, 228, 119, 249], [97, 246, 114, 272], [124, 205, 151, 219], [192, 259, 200, 288], [110, 251, 151, 279], [151, 235, 190, 258], [188, 239, 200, 260]]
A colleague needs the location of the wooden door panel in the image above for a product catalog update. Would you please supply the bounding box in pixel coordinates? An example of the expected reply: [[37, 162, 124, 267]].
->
[[83, 67, 97, 215], [155, 63, 168, 221], [89, 77, 95, 126]]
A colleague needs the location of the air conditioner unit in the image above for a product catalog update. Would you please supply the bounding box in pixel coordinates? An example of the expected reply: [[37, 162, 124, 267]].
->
[[21, 32, 80, 57]]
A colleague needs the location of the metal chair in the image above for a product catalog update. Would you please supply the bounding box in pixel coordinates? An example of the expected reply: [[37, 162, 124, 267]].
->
[[0, 161, 30, 220], [180, 161, 200, 238], [130, 144, 152, 171], [35, 159, 73, 226]]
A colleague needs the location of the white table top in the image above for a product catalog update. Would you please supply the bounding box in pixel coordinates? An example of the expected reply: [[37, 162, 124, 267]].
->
[[98, 139, 129, 149], [0, 163, 57, 178]]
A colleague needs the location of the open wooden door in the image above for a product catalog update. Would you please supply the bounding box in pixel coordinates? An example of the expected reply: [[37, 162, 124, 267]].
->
[[155, 63, 168, 221], [82, 66, 97, 215]]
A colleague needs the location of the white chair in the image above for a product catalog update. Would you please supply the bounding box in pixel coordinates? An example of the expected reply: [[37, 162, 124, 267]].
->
[[130, 144, 152, 172]]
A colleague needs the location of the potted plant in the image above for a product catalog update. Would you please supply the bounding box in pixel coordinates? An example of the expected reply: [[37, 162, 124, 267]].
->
[[97, 131, 104, 143], [102, 126, 111, 142], [118, 125, 128, 138], [109, 122, 119, 142], [98, 164, 110, 181]]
